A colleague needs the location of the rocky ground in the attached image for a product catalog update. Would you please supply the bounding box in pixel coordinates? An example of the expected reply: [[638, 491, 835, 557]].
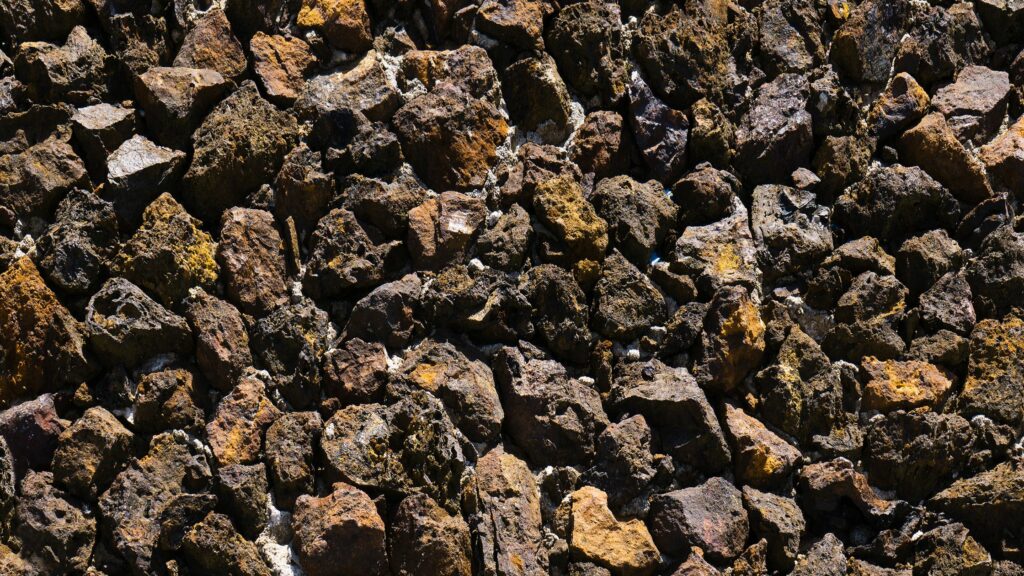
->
[[0, 0, 1023, 574]]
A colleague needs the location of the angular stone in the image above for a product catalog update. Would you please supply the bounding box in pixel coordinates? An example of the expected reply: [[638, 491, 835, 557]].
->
[[930, 461, 1024, 559], [296, 50, 400, 125], [217, 207, 289, 317], [35, 189, 119, 295], [521, 263, 591, 364], [608, 360, 730, 473], [724, 404, 801, 489], [532, 175, 609, 263], [15, 472, 95, 574], [321, 338, 389, 405], [0, 133, 88, 221], [250, 32, 316, 105], [628, 71, 689, 184], [181, 511, 271, 576], [649, 477, 749, 562], [571, 111, 634, 180], [898, 112, 992, 204], [214, 463, 269, 539], [133, 66, 230, 150], [464, 447, 549, 576], [742, 487, 805, 572], [0, 0, 85, 44], [51, 406, 131, 500], [407, 192, 487, 271], [478, 204, 533, 272], [913, 522, 992, 576], [955, 314, 1024, 426], [399, 45, 500, 104], [476, 0, 550, 50], [393, 84, 507, 192], [172, 9, 247, 81], [493, 346, 609, 466], [673, 198, 760, 295], [296, 0, 372, 53], [114, 192, 219, 308], [502, 53, 572, 144], [980, 115, 1024, 195], [751, 184, 833, 278], [0, 258, 93, 405], [71, 102, 135, 177], [13, 26, 111, 104], [346, 274, 423, 349], [592, 175, 678, 267], [183, 82, 301, 223], [735, 73, 813, 185], [867, 72, 929, 140], [830, 0, 917, 83], [390, 493, 472, 576], [398, 340, 503, 444], [206, 374, 281, 467], [791, 534, 847, 576], [0, 394, 64, 482], [861, 357, 953, 412], [895, 230, 963, 296], [797, 458, 896, 521], [133, 367, 206, 435], [591, 251, 667, 341], [273, 143, 334, 238], [103, 135, 186, 228], [689, 98, 734, 168], [933, 65, 1010, 145], [301, 207, 404, 299], [570, 486, 660, 576], [695, 285, 766, 393], [251, 298, 331, 409], [265, 411, 321, 510], [585, 415, 657, 511], [546, 1, 628, 105], [183, 288, 252, 392]]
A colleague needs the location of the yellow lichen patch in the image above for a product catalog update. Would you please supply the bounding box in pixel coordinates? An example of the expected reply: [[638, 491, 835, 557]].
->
[[408, 363, 443, 393], [721, 298, 766, 347], [710, 243, 742, 274], [861, 357, 952, 412]]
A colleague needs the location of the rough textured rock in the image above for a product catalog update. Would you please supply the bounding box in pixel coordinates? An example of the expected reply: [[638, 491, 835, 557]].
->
[[296, 0, 372, 53], [206, 374, 281, 467], [391, 493, 472, 576], [250, 32, 316, 105], [35, 189, 118, 294], [735, 74, 813, 185], [172, 9, 247, 81], [183, 288, 252, 392], [265, 411, 321, 510], [898, 112, 992, 204], [217, 207, 289, 317], [0, 133, 88, 222], [649, 477, 749, 562], [723, 404, 801, 489], [569, 486, 660, 576], [133, 66, 230, 150], [294, 482, 387, 576]]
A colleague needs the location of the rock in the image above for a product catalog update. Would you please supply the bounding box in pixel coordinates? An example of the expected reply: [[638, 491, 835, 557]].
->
[[521, 264, 591, 364], [251, 298, 331, 409], [172, 9, 247, 81], [390, 493, 472, 576], [0, 394, 64, 482], [217, 208, 289, 317], [16, 472, 95, 574], [860, 357, 953, 412], [672, 164, 740, 226], [407, 192, 487, 270], [399, 45, 500, 104], [585, 415, 657, 511], [133, 66, 231, 150], [791, 534, 847, 576], [156, 492, 218, 555], [215, 463, 269, 539], [398, 340, 503, 444], [893, 2, 990, 87], [392, 84, 507, 192], [835, 271, 907, 324], [346, 274, 423, 349], [830, 0, 917, 83], [181, 512, 271, 576], [932, 65, 1010, 145], [340, 175, 426, 240], [85, 277, 193, 367], [863, 410, 977, 502], [71, 102, 135, 177], [296, 50, 400, 127], [751, 184, 833, 278], [0, 0, 85, 44], [532, 175, 609, 264], [591, 251, 667, 341], [867, 72, 930, 140], [99, 432, 212, 576], [980, 115, 1024, 195], [689, 98, 734, 168], [592, 176, 678, 267], [51, 406, 132, 500], [635, 5, 733, 109], [895, 230, 963, 296], [834, 164, 960, 245], [0, 258, 94, 405], [114, 192, 219, 308], [0, 133, 88, 221], [494, 345, 609, 466], [183, 82, 301, 223], [695, 285, 766, 394], [742, 487, 805, 572], [293, 482, 387, 576], [478, 204, 533, 272], [476, 0, 550, 51], [930, 461, 1024, 559], [103, 135, 186, 228], [913, 522, 992, 576], [955, 314, 1024, 427], [296, 0, 372, 53], [501, 53, 572, 144], [627, 71, 689, 184], [673, 197, 760, 296], [569, 486, 660, 576], [107, 12, 173, 78], [34, 189, 119, 295], [546, 1, 628, 105], [133, 367, 206, 435], [206, 374, 281, 467], [898, 113, 992, 204], [967, 225, 1024, 317], [735, 73, 813, 186], [797, 458, 896, 521], [265, 411, 321, 510], [571, 111, 634, 180], [13, 26, 112, 104], [723, 404, 801, 489], [649, 477, 749, 562], [320, 391, 465, 511], [328, 120, 403, 176], [321, 338, 389, 405], [250, 32, 316, 105], [671, 553, 720, 575], [756, 0, 825, 75], [183, 289, 252, 392], [274, 143, 334, 238], [302, 208, 405, 299], [608, 359, 731, 473], [464, 446, 549, 576], [812, 135, 873, 201]]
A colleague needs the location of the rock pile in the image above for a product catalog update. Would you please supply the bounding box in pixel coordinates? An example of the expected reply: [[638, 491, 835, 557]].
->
[[1, 0, 1023, 574]]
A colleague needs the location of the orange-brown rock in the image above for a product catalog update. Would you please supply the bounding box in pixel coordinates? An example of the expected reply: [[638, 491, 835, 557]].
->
[[206, 374, 281, 466], [861, 357, 953, 412], [724, 404, 801, 489], [570, 486, 660, 576], [297, 0, 372, 53], [293, 482, 388, 576], [249, 32, 316, 105]]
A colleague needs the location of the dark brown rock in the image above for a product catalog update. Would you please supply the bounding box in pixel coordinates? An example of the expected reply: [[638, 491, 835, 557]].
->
[[294, 482, 388, 576], [649, 477, 749, 562], [217, 208, 289, 317], [390, 493, 472, 576]]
